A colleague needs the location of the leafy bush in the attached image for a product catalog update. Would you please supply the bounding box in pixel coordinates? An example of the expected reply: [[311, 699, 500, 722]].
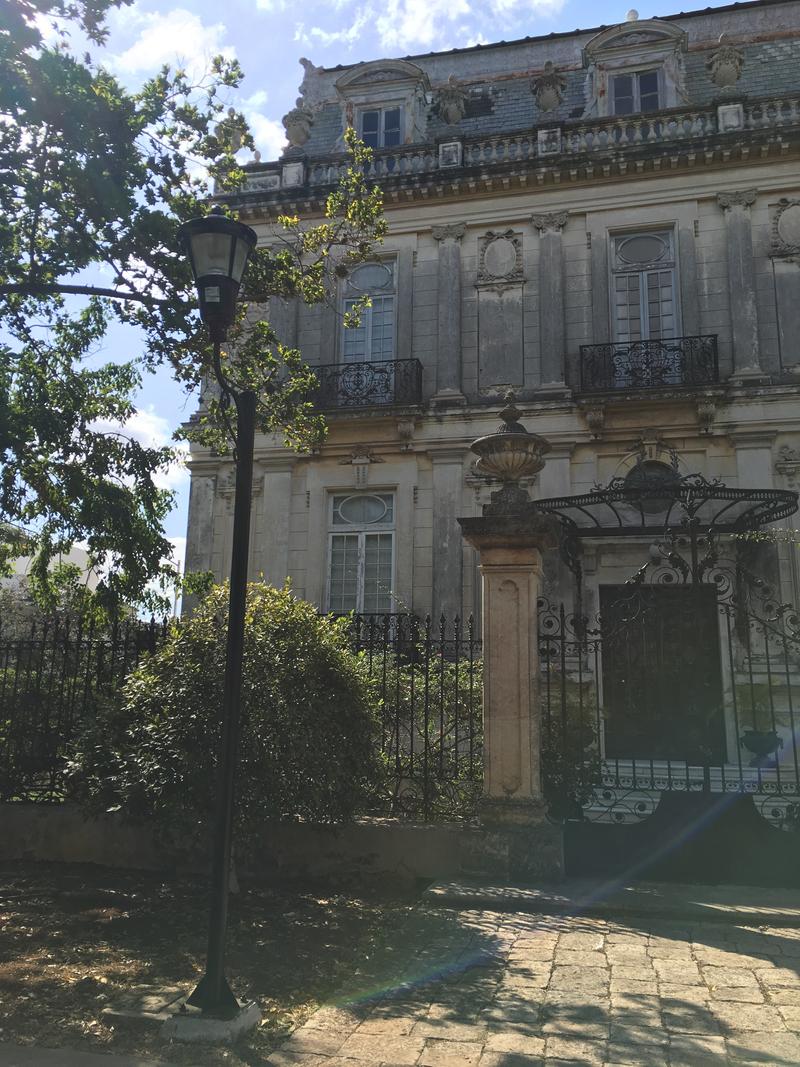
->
[[68, 584, 383, 842], [365, 650, 483, 819]]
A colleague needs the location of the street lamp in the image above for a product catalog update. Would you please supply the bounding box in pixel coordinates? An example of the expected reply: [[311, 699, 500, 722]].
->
[[178, 207, 258, 1021]]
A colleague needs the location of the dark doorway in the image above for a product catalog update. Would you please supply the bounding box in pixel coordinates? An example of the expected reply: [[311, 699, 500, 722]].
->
[[599, 584, 726, 764]]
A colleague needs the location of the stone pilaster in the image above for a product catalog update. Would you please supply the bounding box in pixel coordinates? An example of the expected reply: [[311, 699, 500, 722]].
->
[[431, 450, 465, 620], [182, 466, 216, 614], [532, 212, 569, 392], [717, 190, 763, 379], [432, 223, 466, 402], [252, 461, 294, 588]]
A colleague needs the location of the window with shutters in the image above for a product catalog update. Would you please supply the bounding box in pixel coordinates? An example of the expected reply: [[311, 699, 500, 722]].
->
[[327, 493, 395, 614], [611, 231, 679, 344]]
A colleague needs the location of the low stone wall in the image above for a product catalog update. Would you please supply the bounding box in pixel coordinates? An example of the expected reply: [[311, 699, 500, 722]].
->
[[0, 804, 563, 884]]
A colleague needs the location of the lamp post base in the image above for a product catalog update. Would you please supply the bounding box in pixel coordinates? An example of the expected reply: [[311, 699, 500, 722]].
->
[[162, 999, 261, 1045]]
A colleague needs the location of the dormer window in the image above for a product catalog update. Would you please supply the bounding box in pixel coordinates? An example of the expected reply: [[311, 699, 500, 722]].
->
[[360, 107, 402, 148], [582, 18, 686, 119], [611, 69, 660, 115]]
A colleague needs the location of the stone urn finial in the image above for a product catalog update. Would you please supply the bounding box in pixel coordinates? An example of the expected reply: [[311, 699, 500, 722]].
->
[[282, 98, 314, 148], [471, 391, 551, 512], [532, 61, 567, 114]]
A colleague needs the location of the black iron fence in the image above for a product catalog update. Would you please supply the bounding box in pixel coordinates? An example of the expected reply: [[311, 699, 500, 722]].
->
[[349, 613, 483, 820], [0, 616, 168, 802], [312, 358, 423, 410], [539, 591, 800, 829], [579, 335, 719, 393], [0, 610, 482, 820]]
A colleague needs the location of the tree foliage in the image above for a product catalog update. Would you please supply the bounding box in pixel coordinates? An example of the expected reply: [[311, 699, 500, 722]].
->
[[0, 0, 386, 606], [68, 583, 384, 840]]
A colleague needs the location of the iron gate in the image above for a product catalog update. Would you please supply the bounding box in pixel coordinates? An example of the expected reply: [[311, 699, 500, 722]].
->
[[539, 570, 800, 830]]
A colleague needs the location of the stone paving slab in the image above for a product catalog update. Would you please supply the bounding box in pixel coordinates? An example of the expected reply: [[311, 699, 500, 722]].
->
[[422, 879, 800, 926], [264, 896, 800, 1067]]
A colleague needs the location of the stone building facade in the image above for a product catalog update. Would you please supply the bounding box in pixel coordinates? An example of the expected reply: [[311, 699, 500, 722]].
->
[[185, 0, 800, 632]]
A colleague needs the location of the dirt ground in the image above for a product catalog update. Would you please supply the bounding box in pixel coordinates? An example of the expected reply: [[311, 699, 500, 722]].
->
[[0, 862, 419, 1066]]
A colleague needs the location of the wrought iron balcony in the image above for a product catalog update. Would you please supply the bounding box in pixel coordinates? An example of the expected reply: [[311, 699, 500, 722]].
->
[[313, 358, 423, 410], [579, 335, 719, 394]]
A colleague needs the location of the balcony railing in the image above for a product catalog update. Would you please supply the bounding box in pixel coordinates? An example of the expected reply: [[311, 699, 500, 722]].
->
[[313, 358, 423, 410], [579, 335, 719, 393], [242, 94, 800, 194]]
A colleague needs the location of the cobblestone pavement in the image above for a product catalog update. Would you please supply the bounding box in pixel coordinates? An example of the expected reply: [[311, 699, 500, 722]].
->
[[266, 906, 800, 1067]]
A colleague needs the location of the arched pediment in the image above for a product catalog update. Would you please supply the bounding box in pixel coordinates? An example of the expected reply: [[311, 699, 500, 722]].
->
[[336, 59, 430, 93], [584, 18, 687, 64]]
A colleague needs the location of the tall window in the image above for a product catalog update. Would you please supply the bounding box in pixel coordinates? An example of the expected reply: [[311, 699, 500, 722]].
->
[[342, 261, 395, 364], [611, 231, 677, 343], [327, 493, 395, 614], [359, 107, 402, 148], [611, 69, 660, 115]]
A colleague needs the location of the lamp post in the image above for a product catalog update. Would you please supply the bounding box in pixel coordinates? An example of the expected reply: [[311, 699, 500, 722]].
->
[[178, 207, 258, 1019]]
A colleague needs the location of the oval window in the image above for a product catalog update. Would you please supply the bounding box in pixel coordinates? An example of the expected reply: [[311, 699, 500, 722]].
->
[[348, 263, 393, 293], [617, 234, 668, 266], [338, 495, 389, 525]]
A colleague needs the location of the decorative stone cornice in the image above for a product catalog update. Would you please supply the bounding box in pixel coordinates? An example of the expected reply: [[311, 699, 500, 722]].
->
[[431, 223, 466, 242], [532, 211, 568, 234], [717, 189, 757, 211]]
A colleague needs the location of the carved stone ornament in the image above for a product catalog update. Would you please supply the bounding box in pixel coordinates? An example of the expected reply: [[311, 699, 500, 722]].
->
[[282, 99, 314, 147], [214, 107, 244, 153], [772, 199, 800, 256], [432, 223, 466, 242], [706, 33, 744, 90], [433, 75, 468, 125], [531, 61, 567, 113], [775, 445, 800, 491], [478, 230, 524, 286], [532, 211, 568, 234], [717, 189, 757, 211]]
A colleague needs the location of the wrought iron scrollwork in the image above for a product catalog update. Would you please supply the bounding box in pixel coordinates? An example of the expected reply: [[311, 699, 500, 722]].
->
[[579, 335, 719, 393], [313, 359, 423, 409]]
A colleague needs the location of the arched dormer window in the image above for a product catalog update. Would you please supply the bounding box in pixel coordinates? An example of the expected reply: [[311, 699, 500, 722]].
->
[[582, 18, 688, 119], [334, 59, 430, 149]]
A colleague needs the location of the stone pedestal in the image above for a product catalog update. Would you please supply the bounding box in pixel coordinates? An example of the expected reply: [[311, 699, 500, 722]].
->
[[458, 509, 563, 879]]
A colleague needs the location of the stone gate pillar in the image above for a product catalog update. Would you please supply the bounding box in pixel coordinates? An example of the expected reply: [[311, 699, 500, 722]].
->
[[458, 395, 563, 878], [458, 512, 558, 814]]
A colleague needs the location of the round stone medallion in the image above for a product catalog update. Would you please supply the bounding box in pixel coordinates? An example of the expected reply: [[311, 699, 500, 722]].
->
[[483, 236, 518, 279], [777, 203, 800, 250]]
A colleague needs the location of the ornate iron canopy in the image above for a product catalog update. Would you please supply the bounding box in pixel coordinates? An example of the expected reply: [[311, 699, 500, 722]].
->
[[535, 471, 798, 539]]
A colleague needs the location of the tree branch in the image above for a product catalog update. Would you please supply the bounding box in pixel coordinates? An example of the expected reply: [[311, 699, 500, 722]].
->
[[0, 283, 172, 306]]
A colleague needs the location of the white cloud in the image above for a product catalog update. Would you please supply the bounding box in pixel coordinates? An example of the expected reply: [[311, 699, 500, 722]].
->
[[246, 111, 287, 160], [375, 0, 470, 50], [109, 7, 235, 79], [93, 406, 189, 495], [301, 7, 373, 48]]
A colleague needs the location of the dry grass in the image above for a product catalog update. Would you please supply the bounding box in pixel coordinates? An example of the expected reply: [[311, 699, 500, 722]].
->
[[0, 862, 419, 1065]]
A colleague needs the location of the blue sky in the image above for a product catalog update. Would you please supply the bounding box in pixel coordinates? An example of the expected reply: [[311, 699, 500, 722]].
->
[[90, 0, 736, 567]]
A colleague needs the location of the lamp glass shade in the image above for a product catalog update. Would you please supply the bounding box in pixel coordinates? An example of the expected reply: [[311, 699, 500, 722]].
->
[[190, 231, 237, 279]]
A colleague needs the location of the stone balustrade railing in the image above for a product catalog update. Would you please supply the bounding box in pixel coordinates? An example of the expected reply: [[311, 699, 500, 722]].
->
[[241, 95, 800, 195]]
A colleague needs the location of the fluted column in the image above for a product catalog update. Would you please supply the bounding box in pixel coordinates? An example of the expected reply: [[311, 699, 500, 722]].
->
[[532, 212, 569, 392], [717, 190, 763, 378], [432, 223, 466, 402]]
